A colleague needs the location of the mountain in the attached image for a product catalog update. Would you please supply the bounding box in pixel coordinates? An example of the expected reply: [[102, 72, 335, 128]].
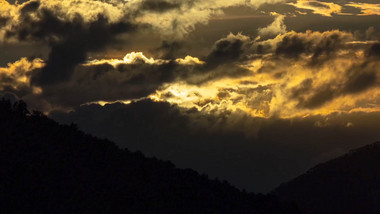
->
[[272, 142, 380, 214], [0, 99, 300, 214]]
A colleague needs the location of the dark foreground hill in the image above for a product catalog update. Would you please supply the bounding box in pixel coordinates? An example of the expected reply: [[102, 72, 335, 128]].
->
[[0, 99, 300, 214], [273, 142, 380, 214]]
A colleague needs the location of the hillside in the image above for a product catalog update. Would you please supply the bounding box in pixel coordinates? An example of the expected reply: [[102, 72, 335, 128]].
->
[[0, 99, 300, 214], [273, 142, 380, 214]]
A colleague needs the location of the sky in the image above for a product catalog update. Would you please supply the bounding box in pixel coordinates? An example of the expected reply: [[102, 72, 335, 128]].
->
[[1, 0, 380, 193]]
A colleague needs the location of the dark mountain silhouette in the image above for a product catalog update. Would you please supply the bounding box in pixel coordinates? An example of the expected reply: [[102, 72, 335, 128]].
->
[[0, 99, 300, 214], [272, 142, 380, 214]]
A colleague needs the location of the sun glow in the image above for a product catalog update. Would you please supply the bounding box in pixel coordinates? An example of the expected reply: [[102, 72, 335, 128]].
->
[[83, 99, 133, 106], [147, 44, 380, 119], [122, 52, 156, 64]]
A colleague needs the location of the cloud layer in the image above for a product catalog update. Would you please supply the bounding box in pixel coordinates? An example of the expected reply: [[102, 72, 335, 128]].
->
[[2, 26, 380, 118], [149, 30, 380, 117]]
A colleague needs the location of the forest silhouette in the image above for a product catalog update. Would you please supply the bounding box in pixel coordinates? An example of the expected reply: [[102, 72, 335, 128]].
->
[[273, 142, 380, 214], [0, 99, 300, 213]]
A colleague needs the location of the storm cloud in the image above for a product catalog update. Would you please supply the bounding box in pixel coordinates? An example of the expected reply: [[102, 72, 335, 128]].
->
[[3, 0, 134, 85]]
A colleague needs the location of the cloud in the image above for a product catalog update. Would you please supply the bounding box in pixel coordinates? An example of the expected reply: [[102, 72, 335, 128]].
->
[[154, 41, 186, 59], [149, 30, 380, 118], [2, 1, 135, 86], [139, 0, 180, 12], [132, 0, 287, 37], [2, 5, 380, 118], [14, 31, 254, 111], [35, 43, 251, 110], [205, 33, 252, 68], [21, 52, 208, 109], [367, 42, 380, 57], [0, 91, 19, 104], [258, 12, 287, 37], [288, 0, 343, 17], [0, 0, 290, 88], [0, 57, 43, 96], [175, 55, 205, 65], [0, 43, 249, 112], [0, 0, 127, 39], [346, 2, 380, 16], [273, 30, 353, 64], [1, 0, 289, 41], [4, 29, 377, 117]]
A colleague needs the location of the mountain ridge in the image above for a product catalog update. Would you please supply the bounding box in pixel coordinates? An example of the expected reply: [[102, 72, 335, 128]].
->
[[272, 141, 380, 214], [0, 99, 300, 214]]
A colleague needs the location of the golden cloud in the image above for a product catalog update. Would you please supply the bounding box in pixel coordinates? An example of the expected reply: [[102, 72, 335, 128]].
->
[[148, 30, 380, 118], [288, 0, 343, 17], [85, 52, 204, 66], [0, 57, 44, 94], [0, 0, 289, 40], [346, 2, 380, 16], [258, 12, 287, 37], [133, 0, 286, 37]]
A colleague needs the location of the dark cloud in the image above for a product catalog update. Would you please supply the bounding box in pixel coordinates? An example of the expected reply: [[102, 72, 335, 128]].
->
[[294, 63, 378, 109], [291, 79, 313, 99], [367, 42, 380, 57], [154, 40, 185, 59], [141, 0, 180, 12], [0, 16, 9, 28], [239, 80, 258, 85], [275, 31, 350, 64], [309, 32, 343, 63], [32, 60, 199, 107], [297, 83, 337, 109], [4, 1, 135, 86], [0, 84, 34, 98], [177, 33, 255, 83], [36, 16, 133, 85], [19, 0, 40, 14], [275, 35, 307, 58], [29, 32, 259, 108], [6, 0, 29, 4], [343, 65, 377, 94], [205, 33, 252, 68], [50, 99, 380, 193], [0, 91, 19, 104]]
